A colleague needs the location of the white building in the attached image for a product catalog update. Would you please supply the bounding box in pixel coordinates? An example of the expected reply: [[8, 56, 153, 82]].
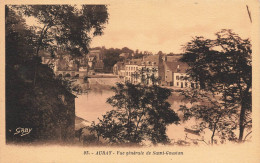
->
[[163, 61, 198, 89], [124, 55, 159, 85]]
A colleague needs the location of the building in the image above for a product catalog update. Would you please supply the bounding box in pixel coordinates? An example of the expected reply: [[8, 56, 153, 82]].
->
[[164, 61, 198, 88], [94, 60, 104, 72], [88, 49, 103, 60], [124, 55, 159, 85], [87, 56, 96, 69], [113, 61, 126, 78], [159, 54, 198, 88], [40, 50, 90, 78]]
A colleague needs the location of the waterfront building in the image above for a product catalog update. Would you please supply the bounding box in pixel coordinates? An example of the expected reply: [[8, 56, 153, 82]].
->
[[159, 54, 197, 88], [124, 55, 159, 85]]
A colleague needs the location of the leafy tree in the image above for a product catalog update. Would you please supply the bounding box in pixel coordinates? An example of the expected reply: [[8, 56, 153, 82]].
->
[[102, 47, 135, 72], [11, 5, 109, 85], [5, 5, 109, 143], [180, 29, 252, 142], [91, 79, 180, 145], [103, 48, 122, 72], [179, 89, 239, 144], [121, 47, 134, 54], [15, 5, 108, 56]]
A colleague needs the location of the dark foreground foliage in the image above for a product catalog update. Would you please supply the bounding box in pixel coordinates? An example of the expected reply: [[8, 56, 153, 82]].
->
[[91, 82, 180, 145]]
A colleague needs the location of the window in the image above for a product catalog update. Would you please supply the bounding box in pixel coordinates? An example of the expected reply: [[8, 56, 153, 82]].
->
[[177, 82, 179, 86], [176, 76, 179, 80], [185, 82, 188, 87], [180, 76, 183, 80], [166, 76, 167, 78]]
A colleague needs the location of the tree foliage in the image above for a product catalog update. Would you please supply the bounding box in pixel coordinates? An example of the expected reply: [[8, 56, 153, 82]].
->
[[180, 29, 252, 142], [102, 47, 134, 72], [13, 5, 109, 57], [5, 5, 109, 143], [179, 89, 239, 144], [91, 82, 180, 145]]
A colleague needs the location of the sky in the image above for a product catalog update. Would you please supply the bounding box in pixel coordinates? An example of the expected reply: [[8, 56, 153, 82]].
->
[[90, 0, 252, 54], [23, 1, 253, 54]]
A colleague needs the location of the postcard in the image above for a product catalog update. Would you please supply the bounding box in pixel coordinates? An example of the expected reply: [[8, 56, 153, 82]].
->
[[0, 0, 260, 162]]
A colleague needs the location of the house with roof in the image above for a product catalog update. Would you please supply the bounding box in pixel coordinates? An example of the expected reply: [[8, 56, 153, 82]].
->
[[113, 61, 125, 78], [158, 54, 198, 88], [88, 49, 103, 60], [124, 55, 159, 85], [163, 60, 198, 88]]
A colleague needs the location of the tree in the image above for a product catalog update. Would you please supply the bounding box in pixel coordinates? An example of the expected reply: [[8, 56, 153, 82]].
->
[[102, 47, 135, 72], [103, 48, 122, 72], [91, 81, 180, 145], [12, 5, 109, 85], [15, 5, 108, 56], [179, 89, 238, 144], [5, 5, 109, 143], [180, 29, 252, 142]]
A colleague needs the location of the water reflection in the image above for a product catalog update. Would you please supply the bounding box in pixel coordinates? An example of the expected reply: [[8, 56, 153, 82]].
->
[[75, 89, 199, 141], [76, 90, 114, 123]]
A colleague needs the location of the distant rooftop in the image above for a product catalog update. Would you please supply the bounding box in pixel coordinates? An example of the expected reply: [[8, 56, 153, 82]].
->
[[165, 61, 189, 73], [125, 55, 159, 66]]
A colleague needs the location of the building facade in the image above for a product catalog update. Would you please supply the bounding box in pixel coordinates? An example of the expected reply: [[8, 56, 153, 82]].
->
[[124, 55, 159, 85], [158, 54, 198, 89]]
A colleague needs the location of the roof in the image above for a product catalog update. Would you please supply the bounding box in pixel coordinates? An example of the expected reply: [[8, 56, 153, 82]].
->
[[125, 59, 142, 65], [165, 61, 189, 73], [88, 50, 101, 58], [89, 49, 101, 53], [166, 54, 183, 62], [125, 55, 159, 66]]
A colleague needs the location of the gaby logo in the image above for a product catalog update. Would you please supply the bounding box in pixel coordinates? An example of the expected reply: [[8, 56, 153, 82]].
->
[[14, 127, 32, 136]]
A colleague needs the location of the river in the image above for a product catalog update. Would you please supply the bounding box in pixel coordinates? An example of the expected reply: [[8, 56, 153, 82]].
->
[[75, 88, 210, 143]]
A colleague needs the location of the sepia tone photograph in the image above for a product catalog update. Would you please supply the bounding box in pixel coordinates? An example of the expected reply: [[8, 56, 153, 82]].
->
[[0, 0, 260, 162]]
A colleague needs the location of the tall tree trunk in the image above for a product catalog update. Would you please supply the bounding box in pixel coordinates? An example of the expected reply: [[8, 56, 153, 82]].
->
[[238, 100, 246, 142], [238, 84, 251, 142], [211, 114, 221, 145]]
